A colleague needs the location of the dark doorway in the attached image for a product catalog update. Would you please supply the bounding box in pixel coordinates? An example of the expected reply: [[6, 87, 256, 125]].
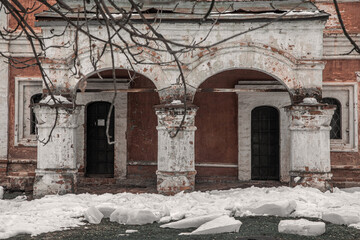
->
[[86, 101, 114, 177], [251, 106, 280, 180]]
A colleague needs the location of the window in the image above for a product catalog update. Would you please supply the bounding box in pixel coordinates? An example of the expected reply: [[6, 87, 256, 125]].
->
[[30, 93, 42, 135], [323, 82, 358, 152], [322, 98, 341, 139], [14, 77, 42, 146]]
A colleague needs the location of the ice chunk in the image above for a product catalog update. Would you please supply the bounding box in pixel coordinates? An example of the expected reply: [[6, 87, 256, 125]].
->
[[170, 212, 185, 221], [96, 204, 116, 218], [161, 213, 223, 229], [249, 200, 296, 217], [322, 212, 360, 225], [125, 229, 138, 233], [188, 215, 242, 235], [84, 206, 104, 224], [110, 208, 158, 225], [159, 216, 172, 224], [0, 186, 3, 199], [278, 219, 325, 236]]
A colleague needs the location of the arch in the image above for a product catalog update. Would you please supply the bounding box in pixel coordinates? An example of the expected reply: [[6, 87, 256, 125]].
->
[[186, 42, 324, 97], [70, 49, 169, 91]]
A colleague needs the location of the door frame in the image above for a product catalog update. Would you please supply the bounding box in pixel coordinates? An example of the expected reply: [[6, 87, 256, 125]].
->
[[237, 90, 292, 182]]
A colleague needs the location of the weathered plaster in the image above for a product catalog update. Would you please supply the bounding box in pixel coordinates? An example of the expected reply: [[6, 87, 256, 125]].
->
[[286, 102, 335, 191], [33, 103, 80, 197], [155, 104, 198, 194]]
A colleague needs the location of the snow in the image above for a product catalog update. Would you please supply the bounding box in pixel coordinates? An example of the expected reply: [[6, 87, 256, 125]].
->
[[1, 186, 360, 239], [84, 206, 103, 224], [40, 95, 70, 105], [161, 213, 224, 229], [125, 229, 138, 233], [278, 219, 326, 236], [184, 215, 242, 235], [0, 186, 3, 199]]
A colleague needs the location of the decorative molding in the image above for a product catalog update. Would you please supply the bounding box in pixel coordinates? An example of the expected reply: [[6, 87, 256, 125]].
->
[[323, 34, 360, 59], [14, 77, 42, 147], [323, 82, 358, 152]]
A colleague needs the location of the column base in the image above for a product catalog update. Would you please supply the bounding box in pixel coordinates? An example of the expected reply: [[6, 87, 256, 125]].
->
[[290, 171, 333, 192], [33, 169, 77, 198], [157, 170, 196, 195]]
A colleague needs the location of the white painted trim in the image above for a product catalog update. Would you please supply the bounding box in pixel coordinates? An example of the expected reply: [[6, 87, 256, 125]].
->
[[76, 83, 128, 179], [237, 83, 292, 182], [323, 82, 358, 152], [14, 77, 42, 147]]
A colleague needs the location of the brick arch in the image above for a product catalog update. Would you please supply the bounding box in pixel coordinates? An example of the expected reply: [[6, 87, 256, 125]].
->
[[186, 42, 317, 102], [70, 49, 169, 91]]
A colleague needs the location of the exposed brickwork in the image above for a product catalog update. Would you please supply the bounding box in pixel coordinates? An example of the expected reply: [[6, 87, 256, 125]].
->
[[315, 1, 360, 34]]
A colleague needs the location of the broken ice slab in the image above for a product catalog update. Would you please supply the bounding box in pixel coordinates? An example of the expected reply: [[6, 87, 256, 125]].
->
[[322, 212, 360, 225], [187, 215, 242, 235], [161, 213, 224, 229], [84, 206, 104, 224], [278, 218, 325, 236], [159, 216, 172, 224], [248, 200, 297, 217], [110, 208, 159, 225], [96, 203, 117, 218]]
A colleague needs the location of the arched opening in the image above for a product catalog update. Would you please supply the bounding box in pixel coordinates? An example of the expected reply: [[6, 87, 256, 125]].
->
[[86, 101, 115, 177], [80, 69, 159, 182], [251, 106, 280, 180], [194, 69, 278, 182], [127, 73, 159, 181]]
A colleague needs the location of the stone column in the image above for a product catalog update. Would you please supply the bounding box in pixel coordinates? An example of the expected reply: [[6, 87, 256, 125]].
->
[[33, 97, 80, 197], [155, 103, 198, 195], [285, 99, 335, 191]]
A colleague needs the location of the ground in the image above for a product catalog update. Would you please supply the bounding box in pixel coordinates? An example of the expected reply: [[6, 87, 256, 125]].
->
[[8, 217, 360, 240], [2, 185, 360, 239]]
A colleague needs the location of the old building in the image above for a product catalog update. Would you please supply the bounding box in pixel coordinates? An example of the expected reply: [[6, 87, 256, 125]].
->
[[0, 0, 359, 197]]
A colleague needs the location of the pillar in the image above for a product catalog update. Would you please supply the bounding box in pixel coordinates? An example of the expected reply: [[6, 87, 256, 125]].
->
[[285, 99, 335, 191], [155, 103, 198, 195], [33, 96, 80, 197]]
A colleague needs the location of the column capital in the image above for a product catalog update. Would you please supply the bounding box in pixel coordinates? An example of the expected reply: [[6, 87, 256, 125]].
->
[[154, 102, 198, 131], [285, 102, 335, 130]]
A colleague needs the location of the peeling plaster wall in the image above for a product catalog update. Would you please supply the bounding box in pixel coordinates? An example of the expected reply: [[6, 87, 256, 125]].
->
[[40, 18, 327, 102]]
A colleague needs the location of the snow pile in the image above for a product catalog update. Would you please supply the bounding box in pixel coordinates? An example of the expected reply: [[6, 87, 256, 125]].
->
[[181, 215, 242, 235], [0, 186, 3, 199], [278, 219, 325, 236], [1, 186, 360, 239]]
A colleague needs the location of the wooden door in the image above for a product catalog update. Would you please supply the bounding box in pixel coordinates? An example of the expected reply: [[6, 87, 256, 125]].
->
[[86, 102, 114, 177], [251, 106, 279, 180]]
